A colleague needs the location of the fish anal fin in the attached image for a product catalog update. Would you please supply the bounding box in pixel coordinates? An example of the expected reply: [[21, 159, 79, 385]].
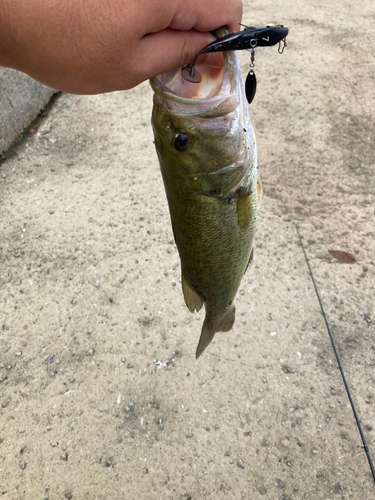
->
[[196, 305, 236, 358], [257, 174, 263, 211], [182, 272, 204, 313], [244, 247, 254, 274]]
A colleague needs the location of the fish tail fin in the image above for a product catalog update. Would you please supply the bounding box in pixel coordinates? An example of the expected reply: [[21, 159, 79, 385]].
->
[[196, 305, 236, 359]]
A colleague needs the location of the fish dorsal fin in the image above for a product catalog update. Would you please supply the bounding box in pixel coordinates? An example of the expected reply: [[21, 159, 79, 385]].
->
[[257, 174, 263, 211], [182, 272, 204, 313]]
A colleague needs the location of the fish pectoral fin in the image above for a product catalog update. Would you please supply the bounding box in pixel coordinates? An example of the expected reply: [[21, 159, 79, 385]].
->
[[257, 174, 263, 211], [236, 182, 252, 230], [196, 305, 236, 359], [182, 272, 204, 313]]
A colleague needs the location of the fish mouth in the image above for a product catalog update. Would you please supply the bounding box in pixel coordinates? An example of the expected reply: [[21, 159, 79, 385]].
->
[[150, 30, 241, 118]]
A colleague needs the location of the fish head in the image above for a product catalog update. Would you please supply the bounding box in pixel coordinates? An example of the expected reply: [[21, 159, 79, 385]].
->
[[150, 36, 256, 197]]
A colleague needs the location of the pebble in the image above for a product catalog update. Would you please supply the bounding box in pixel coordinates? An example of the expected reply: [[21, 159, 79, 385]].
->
[[275, 479, 285, 488], [225, 451, 231, 457], [45, 355, 54, 365], [237, 459, 244, 469], [366, 425, 373, 431]]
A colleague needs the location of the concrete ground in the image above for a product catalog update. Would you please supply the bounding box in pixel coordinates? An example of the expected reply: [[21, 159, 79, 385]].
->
[[1, 0, 374, 499], [0, 68, 56, 154]]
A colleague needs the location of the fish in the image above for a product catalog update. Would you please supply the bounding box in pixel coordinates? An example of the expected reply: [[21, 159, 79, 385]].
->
[[150, 27, 262, 358]]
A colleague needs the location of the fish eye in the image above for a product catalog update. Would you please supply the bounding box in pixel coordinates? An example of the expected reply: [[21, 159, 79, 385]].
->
[[174, 133, 190, 152]]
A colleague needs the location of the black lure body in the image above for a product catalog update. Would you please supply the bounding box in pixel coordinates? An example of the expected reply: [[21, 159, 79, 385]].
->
[[192, 25, 288, 55], [181, 24, 288, 104]]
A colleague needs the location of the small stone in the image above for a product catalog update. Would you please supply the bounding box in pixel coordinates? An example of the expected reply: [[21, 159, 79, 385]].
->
[[261, 440, 269, 447], [64, 492, 73, 499], [225, 451, 231, 457], [19, 462, 27, 470], [49, 371, 56, 377], [185, 433, 193, 438], [15, 351, 22, 356], [205, 427, 210, 431], [61, 452, 68, 461], [45, 355, 54, 365], [258, 487, 267, 495], [0, 374, 7, 382], [366, 425, 373, 431], [275, 479, 285, 488], [237, 459, 244, 469]]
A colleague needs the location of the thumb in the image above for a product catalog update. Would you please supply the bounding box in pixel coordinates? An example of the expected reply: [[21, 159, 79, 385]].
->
[[128, 28, 218, 87]]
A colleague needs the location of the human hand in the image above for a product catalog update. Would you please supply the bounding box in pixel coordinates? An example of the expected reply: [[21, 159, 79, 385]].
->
[[0, 0, 242, 94]]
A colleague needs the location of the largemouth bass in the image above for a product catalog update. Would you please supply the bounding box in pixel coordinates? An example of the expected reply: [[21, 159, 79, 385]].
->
[[150, 28, 261, 358]]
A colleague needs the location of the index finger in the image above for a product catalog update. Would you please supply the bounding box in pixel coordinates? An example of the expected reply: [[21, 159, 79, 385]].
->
[[170, 0, 243, 33]]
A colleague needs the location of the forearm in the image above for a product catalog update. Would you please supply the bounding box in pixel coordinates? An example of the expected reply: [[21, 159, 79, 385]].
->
[[0, 0, 18, 67]]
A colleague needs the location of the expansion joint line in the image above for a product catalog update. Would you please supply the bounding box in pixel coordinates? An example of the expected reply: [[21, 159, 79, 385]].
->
[[295, 223, 375, 484]]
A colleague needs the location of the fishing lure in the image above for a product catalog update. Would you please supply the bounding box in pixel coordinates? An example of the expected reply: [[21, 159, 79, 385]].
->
[[181, 25, 289, 104]]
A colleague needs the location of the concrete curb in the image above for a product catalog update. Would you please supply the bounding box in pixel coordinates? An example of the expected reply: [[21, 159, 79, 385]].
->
[[0, 67, 57, 154]]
